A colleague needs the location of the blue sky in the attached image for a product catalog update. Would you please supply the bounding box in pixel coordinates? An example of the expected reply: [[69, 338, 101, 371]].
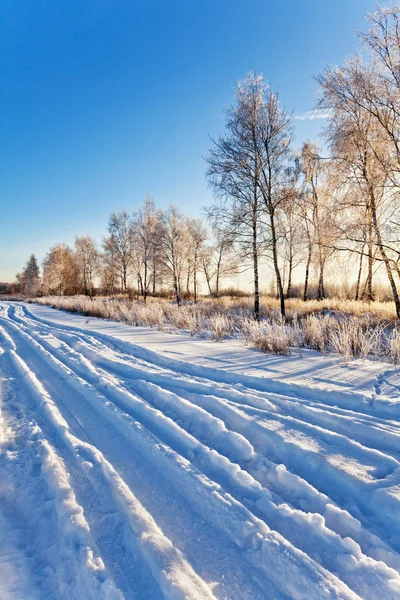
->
[[0, 0, 377, 281]]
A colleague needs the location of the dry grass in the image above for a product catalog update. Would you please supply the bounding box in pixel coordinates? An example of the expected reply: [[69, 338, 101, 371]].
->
[[27, 294, 400, 364]]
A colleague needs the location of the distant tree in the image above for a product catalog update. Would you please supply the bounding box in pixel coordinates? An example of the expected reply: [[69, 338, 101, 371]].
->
[[201, 230, 239, 298], [103, 210, 134, 293], [26, 254, 40, 295], [18, 254, 41, 296], [278, 185, 303, 298], [298, 142, 337, 301], [42, 244, 78, 296], [132, 196, 163, 302], [159, 205, 189, 306], [187, 218, 208, 303], [100, 263, 118, 295], [75, 235, 99, 297]]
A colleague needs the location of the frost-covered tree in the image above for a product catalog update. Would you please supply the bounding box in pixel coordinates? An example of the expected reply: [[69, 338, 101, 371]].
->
[[42, 244, 78, 296], [132, 196, 163, 301], [186, 218, 208, 303], [206, 76, 264, 319], [319, 57, 400, 314], [201, 230, 239, 298], [103, 210, 134, 293], [159, 205, 189, 306], [16, 254, 41, 296], [207, 73, 295, 317], [75, 235, 99, 297]]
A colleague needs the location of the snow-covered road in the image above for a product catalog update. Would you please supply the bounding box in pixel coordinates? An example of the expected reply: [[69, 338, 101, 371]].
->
[[1, 302, 400, 600]]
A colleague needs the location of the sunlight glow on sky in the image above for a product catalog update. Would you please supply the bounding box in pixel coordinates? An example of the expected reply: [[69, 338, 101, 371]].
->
[[0, 0, 377, 280]]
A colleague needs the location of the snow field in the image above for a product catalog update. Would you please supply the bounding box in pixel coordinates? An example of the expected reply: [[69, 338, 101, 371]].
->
[[0, 301, 400, 598]]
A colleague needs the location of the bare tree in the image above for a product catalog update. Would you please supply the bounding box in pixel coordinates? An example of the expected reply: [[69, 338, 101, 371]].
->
[[252, 79, 295, 317], [358, 5, 400, 180], [131, 197, 162, 302], [103, 210, 134, 293], [100, 263, 118, 295], [278, 184, 304, 298], [297, 142, 338, 300], [160, 205, 189, 306], [207, 73, 285, 319], [75, 235, 99, 297], [200, 229, 239, 297], [187, 218, 208, 303]]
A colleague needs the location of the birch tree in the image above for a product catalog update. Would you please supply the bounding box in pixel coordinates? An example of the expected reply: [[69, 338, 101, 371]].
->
[[207, 74, 269, 319], [75, 235, 99, 297], [187, 218, 208, 303], [160, 205, 188, 306], [131, 196, 162, 302], [103, 210, 134, 293]]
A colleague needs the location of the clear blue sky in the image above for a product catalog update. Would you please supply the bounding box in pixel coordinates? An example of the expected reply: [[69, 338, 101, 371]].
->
[[0, 0, 377, 281]]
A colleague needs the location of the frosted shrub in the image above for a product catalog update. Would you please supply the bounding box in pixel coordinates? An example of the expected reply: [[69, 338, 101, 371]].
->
[[302, 315, 334, 353], [243, 319, 292, 355], [388, 327, 400, 365], [209, 314, 232, 340], [329, 318, 384, 361], [29, 295, 400, 364], [145, 305, 167, 329]]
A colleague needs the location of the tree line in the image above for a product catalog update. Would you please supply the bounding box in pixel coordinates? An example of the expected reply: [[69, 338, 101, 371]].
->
[[10, 4, 400, 319], [12, 198, 239, 305]]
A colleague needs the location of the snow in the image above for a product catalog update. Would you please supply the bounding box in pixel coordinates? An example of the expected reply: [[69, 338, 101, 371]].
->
[[0, 302, 400, 599]]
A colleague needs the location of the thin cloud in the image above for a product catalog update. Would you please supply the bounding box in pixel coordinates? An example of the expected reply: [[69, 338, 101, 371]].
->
[[294, 109, 332, 121]]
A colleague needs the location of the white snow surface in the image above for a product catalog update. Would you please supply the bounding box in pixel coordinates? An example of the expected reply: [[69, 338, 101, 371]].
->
[[0, 302, 400, 599]]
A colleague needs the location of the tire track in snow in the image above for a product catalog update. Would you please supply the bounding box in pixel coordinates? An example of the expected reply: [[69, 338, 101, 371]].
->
[[23, 309, 400, 560], [18, 302, 400, 456], [0, 313, 293, 599], [3, 304, 397, 598], [4, 302, 400, 598], [0, 321, 217, 600], [0, 305, 366, 600], [0, 329, 124, 600]]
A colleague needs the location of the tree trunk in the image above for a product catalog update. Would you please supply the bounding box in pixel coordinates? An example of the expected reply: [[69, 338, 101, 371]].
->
[[303, 243, 312, 302], [193, 256, 198, 304], [215, 271, 220, 298], [354, 246, 364, 301], [286, 250, 293, 298], [364, 221, 374, 302], [317, 268, 325, 300], [174, 273, 181, 306], [122, 265, 127, 294], [139, 275, 144, 297], [317, 250, 325, 300], [143, 262, 148, 303], [186, 268, 191, 297], [270, 210, 285, 318], [152, 261, 156, 296], [252, 219, 260, 321], [203, 265, 213, 296]]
